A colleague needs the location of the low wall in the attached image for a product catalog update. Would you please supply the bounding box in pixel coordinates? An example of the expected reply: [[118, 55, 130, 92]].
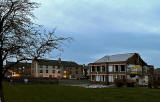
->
[[4, 78, 90, 85]]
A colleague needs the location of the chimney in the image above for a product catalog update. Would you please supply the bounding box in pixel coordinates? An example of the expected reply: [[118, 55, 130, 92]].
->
[[58, 58, 61, 64]]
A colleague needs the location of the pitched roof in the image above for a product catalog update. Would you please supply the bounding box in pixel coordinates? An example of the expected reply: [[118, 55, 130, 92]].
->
[[95, 53, 135, 63], [7, 62, 31, 69], [36, 59, 80, 67]]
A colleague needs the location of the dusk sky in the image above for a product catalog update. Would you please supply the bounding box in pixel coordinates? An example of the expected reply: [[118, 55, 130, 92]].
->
[[33, 0, 160, 68]]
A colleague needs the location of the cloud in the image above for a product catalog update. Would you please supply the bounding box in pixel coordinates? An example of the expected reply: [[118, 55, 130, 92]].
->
[[33, 0, 160, 34], [32, 0, 160, 67]]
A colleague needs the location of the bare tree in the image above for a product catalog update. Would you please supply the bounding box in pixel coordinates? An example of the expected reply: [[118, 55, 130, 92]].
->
[[0, 0, 70, 101]]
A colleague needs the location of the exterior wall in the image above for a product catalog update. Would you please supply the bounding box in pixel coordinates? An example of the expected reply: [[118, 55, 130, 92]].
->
[[61, 66, 83, 79], [89, 63, 127, 84], [89, 64, 149, 85], [31, 60, 38, 77], [6, 62, 31, 77], [31, 60, 83, 79]]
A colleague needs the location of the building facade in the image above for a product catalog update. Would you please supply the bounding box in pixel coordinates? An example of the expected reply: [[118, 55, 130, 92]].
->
[[31, 59, 83, 79], [6, 62, 31, 77], [89, 53, 152, 85]]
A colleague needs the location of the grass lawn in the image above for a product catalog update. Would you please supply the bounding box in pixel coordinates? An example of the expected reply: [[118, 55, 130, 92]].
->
[[3, 83, 160, 102]]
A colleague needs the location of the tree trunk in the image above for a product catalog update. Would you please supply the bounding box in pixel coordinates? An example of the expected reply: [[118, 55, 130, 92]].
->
[[0, 77, 4, 102], [0, 52, 5, 102]]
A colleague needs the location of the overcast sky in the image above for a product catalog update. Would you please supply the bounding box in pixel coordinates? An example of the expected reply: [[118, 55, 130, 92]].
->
[[33, 0, 160, 68]]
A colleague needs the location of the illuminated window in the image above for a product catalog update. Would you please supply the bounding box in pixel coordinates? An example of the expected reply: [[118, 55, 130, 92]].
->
[[63, 75, 67, 78], [64, 71, 67, 74]]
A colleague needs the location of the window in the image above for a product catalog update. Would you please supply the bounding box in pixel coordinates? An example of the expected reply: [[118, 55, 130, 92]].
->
[[39, 65, 43, 68], [53, 66, 55, 69], [58, 71, 60, 73], [55, 66, 57, 69], [120, 65, 125, 72], [91, 66, 95, 72], [46, 70, 48, 73], [91, 75, 95, 81], [120, 75, 125, 79], [76, 71, 78, 74], [109, 75, 114, 82], [46, 65, 48, 69], [70, 71, 72, 74], [109, 66, 113, 72], [40, 70, 43, 73], [64, 71, 67, 74], [115, 65, 119, 72], [96, 75, 100, 82], [97, 66, 100, 72], [52, 70, 55, 73], [102, 66, 105, 72], [100, 75, 105, 82]]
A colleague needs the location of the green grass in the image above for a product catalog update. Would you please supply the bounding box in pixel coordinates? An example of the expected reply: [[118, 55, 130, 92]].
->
[[3, 83, 160, 102]]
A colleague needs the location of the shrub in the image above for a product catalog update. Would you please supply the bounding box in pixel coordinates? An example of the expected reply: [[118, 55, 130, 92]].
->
[[153, 80, 160, 89], [126, 82, 135, 87], [114, 79, 126, 87]]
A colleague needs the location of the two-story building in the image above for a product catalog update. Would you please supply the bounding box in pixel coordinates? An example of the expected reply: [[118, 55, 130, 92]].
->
[[89, 53, 151, 85], [5, 62, 31, 77], [31, 58, 83, 79]]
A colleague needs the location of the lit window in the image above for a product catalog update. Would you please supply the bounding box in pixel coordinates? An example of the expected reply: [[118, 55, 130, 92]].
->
[[63, 75, 67, 78], [64, 71, 67, 74]]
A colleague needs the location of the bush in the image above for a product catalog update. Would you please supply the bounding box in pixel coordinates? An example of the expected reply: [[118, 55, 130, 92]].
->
[[114, 79, 126, 87], [126, 82, 135, 87], [153, 80, 160, 89]]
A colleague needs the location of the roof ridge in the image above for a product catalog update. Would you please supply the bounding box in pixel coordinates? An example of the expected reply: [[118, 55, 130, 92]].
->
[[106, 53, 136, 56], [95, 53, 136, 63]]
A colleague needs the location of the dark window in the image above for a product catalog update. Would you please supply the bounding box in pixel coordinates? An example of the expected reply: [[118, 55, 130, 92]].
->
[[121, 65, 125, 72], [130, 74, 135, 77], [92, 66, 95, 72], [115, 65, 118, 72], [52, 70, 55, 73], [39, 65, 43, 68], [40, 70, 43, 73], [91, 75, 95, 81], [97, 66, 100, 72], [76, 71, 78, 74], [46, 70, 48, 73], [58, 71, 60, 73], [102, 66, 105, 72], [46, 65, 48, 69]]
